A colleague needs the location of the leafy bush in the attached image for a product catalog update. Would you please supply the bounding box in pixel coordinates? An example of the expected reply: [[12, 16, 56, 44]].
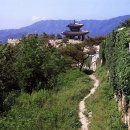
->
[[0, 69, 92, 130], [0, 34, 66, 113], [120, 18, 130, 27], [86, 67, 127, 130], [0, 45, 19, 112], [15, 35, 65, 93], [100, 27, 130, 109]]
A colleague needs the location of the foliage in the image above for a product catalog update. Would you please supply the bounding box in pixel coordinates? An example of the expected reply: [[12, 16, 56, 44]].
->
[[62, 37, 69, 43], [0, 34, 66, 113], [86, 67, 127, 130], [56, 34, 62, 39], [84, 36, 106, 46], [0, 45, 19, 112], [49, 34, 55, 40], [100, 27, 130, 110], [119, 18, 130, 28], [60, 43, 95, 71], [15, 34, 65, 93], [39, 33, 50, 45], [0, 69, 92, 130], [107, 29, 129, 93], [60, 37, 105, 71], [99, 42, 106, 65]]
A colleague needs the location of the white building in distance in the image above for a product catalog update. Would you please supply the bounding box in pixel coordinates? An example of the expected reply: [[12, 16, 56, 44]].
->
[[8, 38, 20, 46]]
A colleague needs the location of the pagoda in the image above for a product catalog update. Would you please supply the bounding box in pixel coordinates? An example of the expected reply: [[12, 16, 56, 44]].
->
[[62, 20, 89, 41]]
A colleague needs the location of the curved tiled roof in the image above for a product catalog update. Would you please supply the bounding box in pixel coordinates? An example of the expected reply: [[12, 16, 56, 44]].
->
[[67, 23, 84, 28], [62, 31, 89, 36]]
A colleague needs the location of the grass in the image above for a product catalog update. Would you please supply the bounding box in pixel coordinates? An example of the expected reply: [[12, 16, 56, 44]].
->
[[85, 67, 127, 130], [0, 69, 92, 130]]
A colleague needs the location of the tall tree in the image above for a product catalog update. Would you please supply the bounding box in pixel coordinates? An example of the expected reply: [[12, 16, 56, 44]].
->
[[39, 33, 50, 45], [16, 35, 65, 93], [60, 43, 96, 71], [56, 34, 62, 39], [0, 45, 18, 112]]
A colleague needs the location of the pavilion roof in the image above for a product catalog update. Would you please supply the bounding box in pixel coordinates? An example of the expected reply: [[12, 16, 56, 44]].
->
[[62, 31, 89, 36], [67, 23, 84, 28]]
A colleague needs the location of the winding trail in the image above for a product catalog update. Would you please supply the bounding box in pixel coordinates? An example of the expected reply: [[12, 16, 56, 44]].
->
[[79, 74, 99, 130]]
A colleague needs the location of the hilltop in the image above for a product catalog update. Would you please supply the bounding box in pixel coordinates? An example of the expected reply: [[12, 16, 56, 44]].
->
[[0, 15, 130, 42]]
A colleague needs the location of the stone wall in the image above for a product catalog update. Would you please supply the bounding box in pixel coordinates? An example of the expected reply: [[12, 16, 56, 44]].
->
[[90, 45, 100, 71], [116, 92, 130, 129]]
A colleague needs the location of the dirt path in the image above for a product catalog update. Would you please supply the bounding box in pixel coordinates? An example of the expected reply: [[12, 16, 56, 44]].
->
[[79, 74, 99, 130]]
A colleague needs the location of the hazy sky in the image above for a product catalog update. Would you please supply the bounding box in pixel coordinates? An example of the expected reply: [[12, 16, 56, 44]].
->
[[0, 0, 130, 29]]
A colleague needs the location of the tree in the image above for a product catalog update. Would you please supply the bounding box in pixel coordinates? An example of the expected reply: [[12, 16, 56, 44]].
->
[[49, 34, 55, 40], [100, 27, 130, 114], [62, 37, 69, 44], [39, 33, 50, 45], [60, 37, 105, 71], [120, 18, 130, 27], [84, 36, 106, 46], [15, 35, 65, 93], [0, 45, 18, 112], [60, 43, 95, 71], [56, 34, 62, 39]]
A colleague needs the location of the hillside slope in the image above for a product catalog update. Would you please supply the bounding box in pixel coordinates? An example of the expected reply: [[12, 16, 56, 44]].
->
[[0, 15, 130, 42]]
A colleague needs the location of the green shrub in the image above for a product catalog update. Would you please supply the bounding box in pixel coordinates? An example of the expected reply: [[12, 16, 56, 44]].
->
[[86, 67, 127, 130], [0, 69, 92, 130]]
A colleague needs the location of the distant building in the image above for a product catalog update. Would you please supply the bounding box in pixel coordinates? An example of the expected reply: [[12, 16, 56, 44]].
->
[[62, 20, 89, 41], [8, 38, 20, 46]]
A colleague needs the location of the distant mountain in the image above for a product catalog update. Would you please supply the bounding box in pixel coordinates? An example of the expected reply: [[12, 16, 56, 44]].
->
[[0, 15, 130, 42]]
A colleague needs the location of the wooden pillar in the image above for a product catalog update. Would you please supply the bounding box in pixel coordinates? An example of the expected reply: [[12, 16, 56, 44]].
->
[[82, 35, 85, 41], [78, 36, 80, 40], [83, 35, 85, 41]]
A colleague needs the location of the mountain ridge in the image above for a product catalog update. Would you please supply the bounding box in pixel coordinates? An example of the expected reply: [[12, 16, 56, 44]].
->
[[0, 15, 130, 42]]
